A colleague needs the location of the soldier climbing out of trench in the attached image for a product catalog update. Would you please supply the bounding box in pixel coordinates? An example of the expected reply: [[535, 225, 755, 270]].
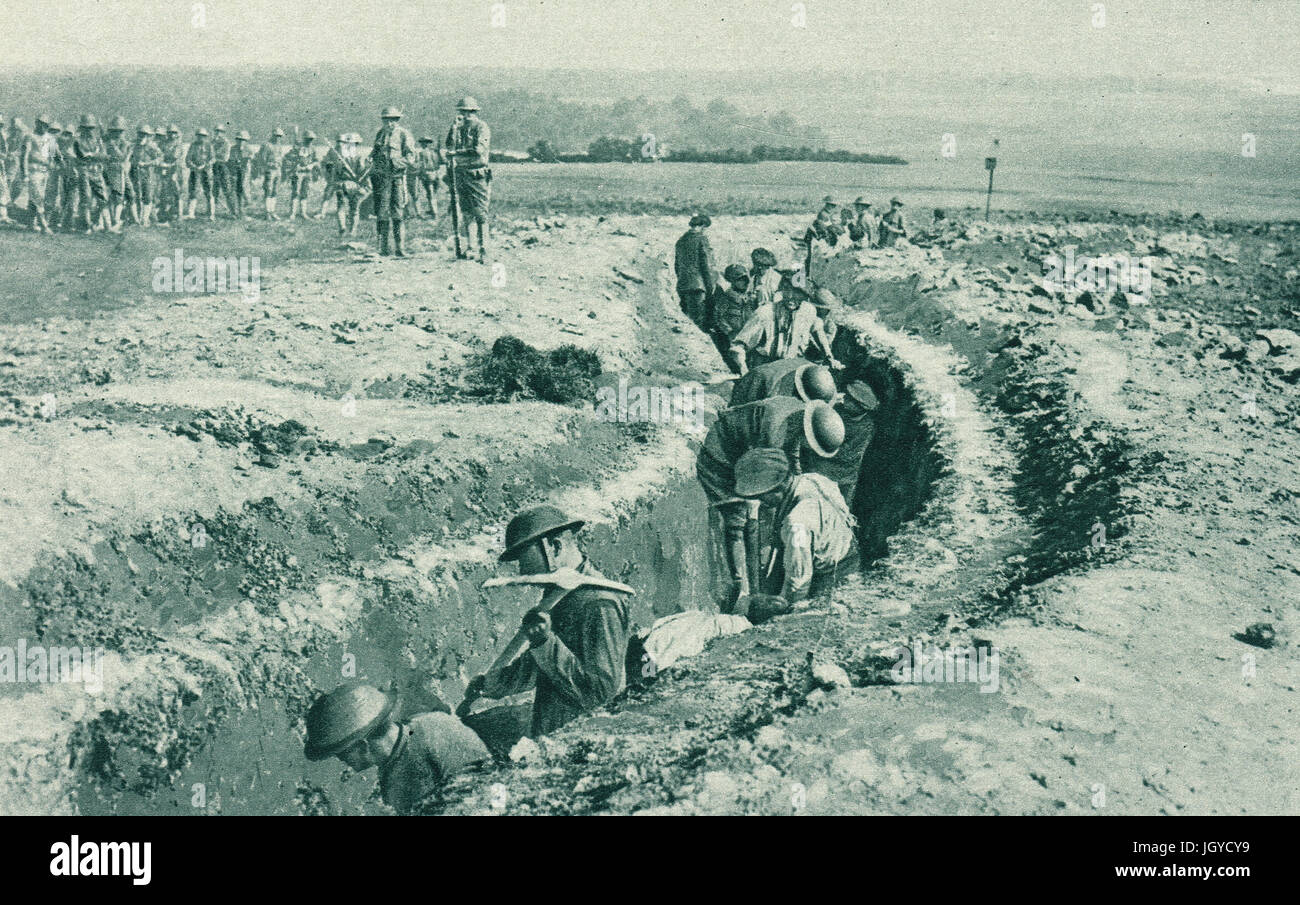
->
[[304, 683, 490, 815], [696, 397, 845, 613], [458, 505, 635, 740]]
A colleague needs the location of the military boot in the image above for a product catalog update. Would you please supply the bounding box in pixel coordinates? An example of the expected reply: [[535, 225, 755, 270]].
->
[[377, 219, 390, 255], [392, 220, 406, 257]]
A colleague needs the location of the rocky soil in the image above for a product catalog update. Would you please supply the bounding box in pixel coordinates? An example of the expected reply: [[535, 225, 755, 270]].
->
[[0, 210, 1296, 814]]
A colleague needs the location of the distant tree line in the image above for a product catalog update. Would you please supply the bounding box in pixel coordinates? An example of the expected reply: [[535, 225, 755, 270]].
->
[[518, 137, 907, 165]]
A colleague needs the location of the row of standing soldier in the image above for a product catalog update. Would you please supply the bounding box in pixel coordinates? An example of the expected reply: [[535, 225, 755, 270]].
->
[[0, 99, 491, 260]]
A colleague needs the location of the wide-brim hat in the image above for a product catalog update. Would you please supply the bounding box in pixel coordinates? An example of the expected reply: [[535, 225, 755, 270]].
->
[[456, 96, 480, 111], [794, 364, 836, 403], [303, 684, 396, 761], [499, 505, 585, 562], [381, 106, 403, 119], [853, 196, 871, 207], [734, 447, 792, 498], [890, 197, 904, 206], [843, 380, 879, 412], [271, 127, 285, 137], [236, 130, 251, 141]]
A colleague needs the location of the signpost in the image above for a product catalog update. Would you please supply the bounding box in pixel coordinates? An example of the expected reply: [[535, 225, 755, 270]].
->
[[984, 155, 997, 221]]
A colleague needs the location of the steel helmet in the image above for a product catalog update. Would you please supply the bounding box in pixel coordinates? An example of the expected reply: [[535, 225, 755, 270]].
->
[[303, 130, 316, 142], [500, 505, 584, 562], [78, 113, 98, 129], [236, 130, 250, 141], [733, 447, 792, 498], [843, 380, 878, 412], [456, 96, 480, 111], [196, 127, 209, 136], [803, 401, 845, 458], [303, 684, 396, 761], [167, 124, 181, 135], [794, 364, 837, 404], [214, 124, 227, 132], [35, 113, 52, 126], [107, 115, 127, 131], [380, 106, 402, 119]]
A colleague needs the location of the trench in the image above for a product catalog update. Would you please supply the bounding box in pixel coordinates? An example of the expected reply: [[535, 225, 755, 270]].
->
[[13, 306, 935, 814]]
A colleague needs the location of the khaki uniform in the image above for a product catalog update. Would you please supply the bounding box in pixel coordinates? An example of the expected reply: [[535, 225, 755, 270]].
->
[[255, 141, 288, 197], [446, 115, 491, 222], [185, 139, 214, 202], [130, 137, 162, 205], [22, 131, 59, 218], [210, 133, 231, 208], [370, 122, 415, 220], [284, 144, 317, 201], [480, 559, 632, 737], [765, 473, 858, 601], [376, 712, 490, 815]]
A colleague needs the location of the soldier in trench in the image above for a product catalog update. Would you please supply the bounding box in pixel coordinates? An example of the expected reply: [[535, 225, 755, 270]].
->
[[459, 505, 635, 739], [697, 397, 845, 612], [304, 683, 490, 815], [733, 446, 860, 612]]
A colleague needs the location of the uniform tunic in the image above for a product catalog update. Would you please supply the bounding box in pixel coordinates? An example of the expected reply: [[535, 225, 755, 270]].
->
[[284, 145, 317, 200], [185, 139, 213, 199], [748, 266, 782, 309], [130, 138, 162, 204], [21, 132, 59, 213], [447, 115, 491, 221], [731, 301, 825, 365], [74, 135, 109, 205], [674, 229, 717, 330], [729, 358, 810, 407], [371, 122, 416, 219], [377, 712, 490, 815], [769, 473, 857, 601], [698, 396, 807, 526], [255, 142, 288, 196], [480, 560, 632, 738], [104, 136, 133, 198]]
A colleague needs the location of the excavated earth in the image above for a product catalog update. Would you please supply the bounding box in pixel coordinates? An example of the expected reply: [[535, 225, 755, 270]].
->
[[0, 211, 1296, 815]]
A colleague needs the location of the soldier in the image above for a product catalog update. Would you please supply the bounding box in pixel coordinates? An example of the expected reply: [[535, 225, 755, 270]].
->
[[284, 131, 318, 220], [728, 284, 841, 376], [733, 447, 859, 606], [445, 96, 492, 261], [304, 684, 490, 816], [460, 505, 635, 738], [730, 360, 837, 408], [21, 115, 60, 233], [697, 397, 844, 611], [157, 124, 185, 224], [674, 214, 718, 332], [210, 124, 232, 217], [74, 114, 111, 234], [129, 125, 162, 227], [5, 117, 27, 210], [748, 247, 782, 310], [103, 116, 133, 232], [877, 196, 907, 246], [371, 106, 416, 256], [227, 130, 253, 220], [255, 127, 288, 220], [847, 197, 876, 247], [185, 127, 215, 220], [56, 125, 79, 230], [321, 132, 366, 235], [711, 263, 755, 371], [809, 379, 879, 508], [0, 115, 10, 224], [414, 135, 442, 219]]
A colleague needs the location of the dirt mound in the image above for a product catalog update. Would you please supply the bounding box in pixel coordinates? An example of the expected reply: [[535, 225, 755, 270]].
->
[[467, 335, 603, 404]]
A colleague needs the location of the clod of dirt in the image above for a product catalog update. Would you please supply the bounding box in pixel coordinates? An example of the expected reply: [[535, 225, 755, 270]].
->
[[1235, 622, 1276, 649], [467, 335, 602, 404]]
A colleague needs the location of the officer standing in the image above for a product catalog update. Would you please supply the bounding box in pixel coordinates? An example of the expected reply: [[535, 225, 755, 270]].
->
[[673, 213, 718, 333], [255, 127, 288, 220], [20, 115, 60, 233], [103, 116, 133, 232], [185, 127, 215, 220], [209, 124, 232, 217], [877, 197, 908, 246], [285, 131, 318, 221], [157, 125, 184, 224], [227, 130, 253, 220], [445, 97, 492, 262], [56, 125, 79, 230], [129, 125, 161, 227], [370, 106, 416, 257], [74, 114, 110, 234], [414, 135, 442, 220]]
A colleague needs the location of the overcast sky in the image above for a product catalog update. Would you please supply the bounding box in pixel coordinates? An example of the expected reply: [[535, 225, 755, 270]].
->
[[2, 0, 1297, 90]]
